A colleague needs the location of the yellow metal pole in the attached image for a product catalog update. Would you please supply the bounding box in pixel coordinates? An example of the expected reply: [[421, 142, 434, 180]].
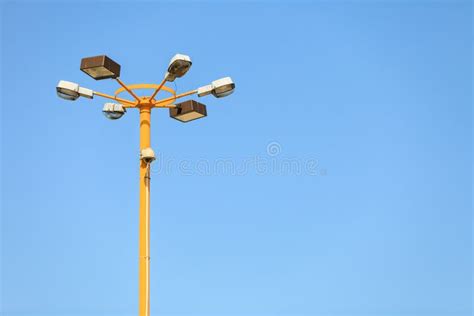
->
[[139, 105, 151, 316]]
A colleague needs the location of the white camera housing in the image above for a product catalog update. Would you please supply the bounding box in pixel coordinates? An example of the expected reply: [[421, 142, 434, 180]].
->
[[140, 147, 156, 163]]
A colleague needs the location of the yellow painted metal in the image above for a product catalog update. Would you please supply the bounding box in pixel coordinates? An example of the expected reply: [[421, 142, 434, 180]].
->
[[116, 78, 141, 101], [139, 105, 151, 316], [110, 83, 197, 108], [114, 83, 176, 99], [93, 80, 203, 316], [93, 91, 137, 106], [154, 89, 198, 107], [149, 78, 167, 101]]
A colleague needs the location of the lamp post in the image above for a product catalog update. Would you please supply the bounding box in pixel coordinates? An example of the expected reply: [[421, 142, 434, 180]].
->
[[56, 54, 235, 316]]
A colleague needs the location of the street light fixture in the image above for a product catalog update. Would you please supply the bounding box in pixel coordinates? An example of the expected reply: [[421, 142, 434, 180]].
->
[[57, 54, 235, 316], [80, 55, 121, 80], [56, 80, 94, 100], [197, 77, 236, 98], [165, 53, 192, 82], [211, 77, 235, 98], [169, 100, 207, 122], [103, 102, 127, 120]]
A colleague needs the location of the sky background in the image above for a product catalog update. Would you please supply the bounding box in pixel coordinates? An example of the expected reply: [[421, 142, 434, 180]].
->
[[1, 1, 472, 315]]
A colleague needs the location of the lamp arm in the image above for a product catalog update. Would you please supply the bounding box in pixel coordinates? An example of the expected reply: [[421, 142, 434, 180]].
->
[[116, 78, 141, 102], [153, 89, 198, 107], [93, 91, 137, 107], [149, 78, 167, 101]]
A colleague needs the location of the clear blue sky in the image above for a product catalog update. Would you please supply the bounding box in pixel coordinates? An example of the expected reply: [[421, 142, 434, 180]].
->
[[1, 1, 471, 315]]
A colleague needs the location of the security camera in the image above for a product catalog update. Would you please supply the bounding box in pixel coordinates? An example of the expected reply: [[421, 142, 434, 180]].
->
[[140, 147, 156, 163]]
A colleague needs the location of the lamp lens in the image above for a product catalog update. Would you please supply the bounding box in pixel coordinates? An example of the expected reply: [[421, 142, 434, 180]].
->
[[103, 111, 124, 120], [175, 111, 205, 122], [212, 83, 235, 98], [57, 88, 79, 100], [83, 66, 115, 79], [168, 60, 191, 77]]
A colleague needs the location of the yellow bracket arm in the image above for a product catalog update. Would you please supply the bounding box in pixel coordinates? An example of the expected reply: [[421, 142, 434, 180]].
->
[[153, 89, 198, 108], [94, 91, 137, 107], [116, 78, 141, 102], [99, 83, 199, 109], [114, 84, 177, 107], [149, 78, 167, 101]]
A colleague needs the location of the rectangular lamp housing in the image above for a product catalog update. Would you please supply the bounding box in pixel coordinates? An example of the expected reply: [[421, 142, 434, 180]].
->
[[80, 55, 121, 80], [170, 100, 207, 123]]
